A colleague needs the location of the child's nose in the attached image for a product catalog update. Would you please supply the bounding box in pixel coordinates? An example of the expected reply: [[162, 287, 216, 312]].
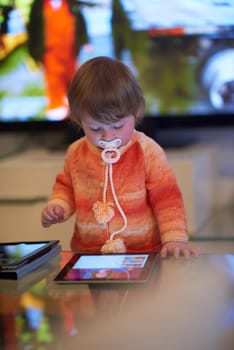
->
[[102, 129, 114, 141]]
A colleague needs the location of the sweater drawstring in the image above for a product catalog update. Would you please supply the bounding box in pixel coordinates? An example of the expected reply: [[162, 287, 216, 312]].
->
[[92, 139, 128, 241]]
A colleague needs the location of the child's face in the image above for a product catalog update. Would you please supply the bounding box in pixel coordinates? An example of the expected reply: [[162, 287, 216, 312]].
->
[[81, 115, 135, 148]]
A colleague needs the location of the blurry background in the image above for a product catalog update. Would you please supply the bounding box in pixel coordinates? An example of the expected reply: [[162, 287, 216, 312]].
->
[[0, 0, 233, 250]]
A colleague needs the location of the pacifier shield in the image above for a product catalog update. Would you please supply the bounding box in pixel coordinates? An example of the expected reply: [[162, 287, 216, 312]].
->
[[98, 138, 122, 149]]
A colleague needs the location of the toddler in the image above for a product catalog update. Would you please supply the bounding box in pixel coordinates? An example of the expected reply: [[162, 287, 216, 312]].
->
[[41, 56, 200, 259]]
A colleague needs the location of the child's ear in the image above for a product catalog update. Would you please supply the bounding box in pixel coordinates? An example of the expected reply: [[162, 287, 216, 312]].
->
[[72, 119, 82, 131], [135, 111, 143, 126]]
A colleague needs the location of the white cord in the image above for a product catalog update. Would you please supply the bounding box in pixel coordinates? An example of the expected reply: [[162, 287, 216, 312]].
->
[[100, 146, 128, 240], [108, 162, 127, 239]]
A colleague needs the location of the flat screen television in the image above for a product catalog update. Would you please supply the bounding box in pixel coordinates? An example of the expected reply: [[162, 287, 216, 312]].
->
[[0, 0, 234, 146]]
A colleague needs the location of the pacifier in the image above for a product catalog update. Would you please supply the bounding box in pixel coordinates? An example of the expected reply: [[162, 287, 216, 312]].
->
[[98, 138, 122, 164]]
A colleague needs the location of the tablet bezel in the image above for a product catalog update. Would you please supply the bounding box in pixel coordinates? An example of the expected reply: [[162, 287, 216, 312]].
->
[[0, 240, 60, 270], [54, 252, 158, 284]]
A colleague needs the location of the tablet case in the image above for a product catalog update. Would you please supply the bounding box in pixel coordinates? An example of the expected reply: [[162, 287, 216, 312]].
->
[[0, 254, 61, 294]]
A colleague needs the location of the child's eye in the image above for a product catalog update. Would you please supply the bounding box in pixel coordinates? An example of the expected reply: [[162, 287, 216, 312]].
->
[[90, 127, 100, 132], [113, 125, 123, 130]]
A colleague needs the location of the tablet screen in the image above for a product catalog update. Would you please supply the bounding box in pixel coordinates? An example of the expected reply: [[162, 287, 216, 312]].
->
[[54, 253, 157, 284]]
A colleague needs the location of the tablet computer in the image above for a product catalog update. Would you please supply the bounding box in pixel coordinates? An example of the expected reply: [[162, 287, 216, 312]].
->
[[0, 240, 60, 270], [54, 252, 158, 284]]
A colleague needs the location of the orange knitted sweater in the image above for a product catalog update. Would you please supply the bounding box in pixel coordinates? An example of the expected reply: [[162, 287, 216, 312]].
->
[[48, 131, 188, 252]]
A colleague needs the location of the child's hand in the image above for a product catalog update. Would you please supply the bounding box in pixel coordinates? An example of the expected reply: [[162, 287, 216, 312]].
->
[[41, 204, 65, 227], [160, 241, 200, 259]]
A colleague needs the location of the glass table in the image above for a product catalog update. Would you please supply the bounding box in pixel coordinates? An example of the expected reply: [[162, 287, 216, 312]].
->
[[0, 250, 233, 350]]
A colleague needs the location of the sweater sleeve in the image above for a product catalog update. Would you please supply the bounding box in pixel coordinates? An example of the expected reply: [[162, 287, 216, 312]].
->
[[142, 136, 188, 243], [47, 143, 77, 219]]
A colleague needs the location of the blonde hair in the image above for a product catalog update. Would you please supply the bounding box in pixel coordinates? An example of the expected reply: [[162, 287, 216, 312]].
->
[[68, 56, 145, 127]]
